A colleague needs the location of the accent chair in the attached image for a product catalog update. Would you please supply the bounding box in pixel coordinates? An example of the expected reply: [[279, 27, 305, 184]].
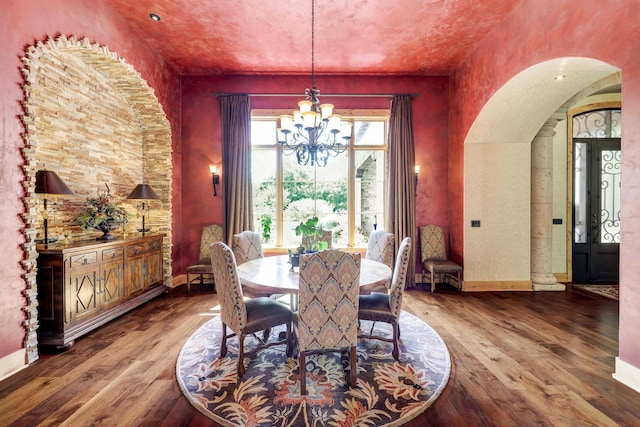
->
[[419, 224, 463, 292], [185, 224, 223, 293]]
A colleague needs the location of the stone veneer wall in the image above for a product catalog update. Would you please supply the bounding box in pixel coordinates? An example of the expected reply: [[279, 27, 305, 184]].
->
[[20, 35, 173, 363]]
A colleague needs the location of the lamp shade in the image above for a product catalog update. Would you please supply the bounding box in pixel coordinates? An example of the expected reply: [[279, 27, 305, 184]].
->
[[35, 170, 73, 195], [126, 184, 159, 200]]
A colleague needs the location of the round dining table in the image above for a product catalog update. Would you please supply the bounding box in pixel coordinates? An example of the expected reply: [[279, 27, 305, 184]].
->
[[236, 254, 392, 309]]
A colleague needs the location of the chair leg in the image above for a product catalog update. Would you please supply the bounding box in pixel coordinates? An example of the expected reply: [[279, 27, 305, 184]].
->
[[431, 271, 436, 293], [286, 321, 293, 357], [391, 322, 400, 361], [349, 345, 357, 388], [186, 273, 191, 293], [300, 351, 307, 395], [237, 332, 245, 377], [220, 323, 228, 357]]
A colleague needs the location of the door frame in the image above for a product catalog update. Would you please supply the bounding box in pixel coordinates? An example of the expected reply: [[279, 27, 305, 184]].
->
[[566, 101, 621, 282]]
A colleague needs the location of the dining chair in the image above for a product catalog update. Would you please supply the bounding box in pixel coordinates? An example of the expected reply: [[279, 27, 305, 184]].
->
[[209, 241, 292, 377], [358, 236, 411, 361], [419, 224, 463, 292], [365, 230, 395, 292], [231, 230, 264, 265], [232, 230, 270, 298], [295, 249, 361, 395], [185, 224, 223, 293]]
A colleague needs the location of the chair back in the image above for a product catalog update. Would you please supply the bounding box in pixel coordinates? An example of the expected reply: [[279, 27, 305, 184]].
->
[[388, 237, 412, 318], [298, 249, 361, 351], [198, 224, 223, 263], [365, 230, 395, 269], [232, 230, 264, 265], [301, 229, 333, 250], [419, 224, 447, 262], [210, 242, 246, 333]]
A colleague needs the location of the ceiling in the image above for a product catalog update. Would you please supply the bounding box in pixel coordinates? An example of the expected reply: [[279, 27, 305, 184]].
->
[[105, 0, 522, 76]]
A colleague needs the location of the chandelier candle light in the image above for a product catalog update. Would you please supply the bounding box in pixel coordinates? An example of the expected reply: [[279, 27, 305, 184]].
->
[[277, 0, 352, 167]]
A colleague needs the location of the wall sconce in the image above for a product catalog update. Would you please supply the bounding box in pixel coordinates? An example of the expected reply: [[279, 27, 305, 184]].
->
[[35, 169, 74, 247], [126, 183, 160, 235], [414, 165, 421, 191], [210, 165, 220, 197]]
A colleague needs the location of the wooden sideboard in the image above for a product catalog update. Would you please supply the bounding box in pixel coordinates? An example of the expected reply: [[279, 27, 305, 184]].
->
[[36, 233, 166, 348]]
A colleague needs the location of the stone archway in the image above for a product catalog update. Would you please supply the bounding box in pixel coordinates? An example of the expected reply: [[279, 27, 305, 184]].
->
[[20, 35, 173, 363]]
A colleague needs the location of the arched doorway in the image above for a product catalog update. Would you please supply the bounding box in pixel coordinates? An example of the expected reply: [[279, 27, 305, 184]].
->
[[462, 57, 620, 290]]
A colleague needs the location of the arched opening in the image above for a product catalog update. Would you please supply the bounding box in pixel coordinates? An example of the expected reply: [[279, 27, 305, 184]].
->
[[462, 57, 620, 290], [20, 35, 173, 362]]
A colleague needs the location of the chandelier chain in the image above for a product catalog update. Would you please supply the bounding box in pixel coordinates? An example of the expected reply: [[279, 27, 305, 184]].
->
[[311, 0, 315, 89]]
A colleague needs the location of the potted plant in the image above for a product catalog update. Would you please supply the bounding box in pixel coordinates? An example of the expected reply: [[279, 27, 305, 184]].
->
[[75, 184, 128, 240], [295, 216, 329, 252]]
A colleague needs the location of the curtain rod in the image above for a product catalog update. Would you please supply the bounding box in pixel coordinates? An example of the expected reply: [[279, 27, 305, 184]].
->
[[213, 92, 418, 98]]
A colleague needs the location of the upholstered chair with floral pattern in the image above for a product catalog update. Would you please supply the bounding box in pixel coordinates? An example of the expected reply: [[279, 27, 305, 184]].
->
[[365, 230, 395, 292], [209, 242, 292, 377], [419, 224, 462, 292], [231, 230, 264, 265], [186, 224, 223, 293], [295, 249, 361, 395], [358, 237, 411, 361]]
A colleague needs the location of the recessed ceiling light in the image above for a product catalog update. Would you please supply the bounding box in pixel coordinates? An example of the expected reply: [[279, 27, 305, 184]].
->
[[149, 13, 161, 22], [554, 74, 567, 80]]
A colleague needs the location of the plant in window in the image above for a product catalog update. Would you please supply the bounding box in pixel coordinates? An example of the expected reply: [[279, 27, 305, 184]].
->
[[260, 214, 272, 243], [295, 216, 329, 252]]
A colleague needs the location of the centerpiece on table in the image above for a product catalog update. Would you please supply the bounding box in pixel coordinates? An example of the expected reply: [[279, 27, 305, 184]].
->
[[75, 184, 129, 240], [289, 216, 329, 270]]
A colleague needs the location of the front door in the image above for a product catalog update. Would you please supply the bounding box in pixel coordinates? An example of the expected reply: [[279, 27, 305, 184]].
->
[[572, 139, 621, 282]]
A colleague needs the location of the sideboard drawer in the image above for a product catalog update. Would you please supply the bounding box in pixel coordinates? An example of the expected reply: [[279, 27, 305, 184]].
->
[[102, 247, 123, 261], [126, 243, 146, 256], [69, 252, 98, 268]]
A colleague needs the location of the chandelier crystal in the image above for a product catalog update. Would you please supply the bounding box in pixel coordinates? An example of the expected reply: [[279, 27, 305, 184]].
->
[[277, 0, 352, 167]]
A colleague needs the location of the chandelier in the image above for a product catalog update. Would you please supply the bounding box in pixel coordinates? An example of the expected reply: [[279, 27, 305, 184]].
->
[[277, 0, 352, 167]]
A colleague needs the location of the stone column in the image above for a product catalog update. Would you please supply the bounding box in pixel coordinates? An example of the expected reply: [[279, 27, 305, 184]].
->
[[531, 116, 566, 291]]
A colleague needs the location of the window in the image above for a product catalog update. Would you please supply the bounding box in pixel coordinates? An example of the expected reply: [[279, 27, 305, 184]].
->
[[251, 113, 388, 249]]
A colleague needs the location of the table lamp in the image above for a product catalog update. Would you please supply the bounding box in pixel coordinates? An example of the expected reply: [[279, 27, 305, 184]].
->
[[126, 183, 160, 234], [35, 169, 73, 247]]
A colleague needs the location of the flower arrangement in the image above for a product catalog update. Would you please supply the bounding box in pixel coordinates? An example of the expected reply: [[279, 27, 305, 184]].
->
[[75, 184, 128, 238]]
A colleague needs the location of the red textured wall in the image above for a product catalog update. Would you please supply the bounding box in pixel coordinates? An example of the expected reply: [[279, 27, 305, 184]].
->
[[179, 74, 449, 273], [449, 0, 640, 367], [0, 0, 180, 359]]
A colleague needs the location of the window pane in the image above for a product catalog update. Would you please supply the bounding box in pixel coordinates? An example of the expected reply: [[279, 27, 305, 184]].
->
[[354, 121, 386, 145], [355, 150, 386, 243], [251, 120, 277, 145], [252, 149, 277, 244]]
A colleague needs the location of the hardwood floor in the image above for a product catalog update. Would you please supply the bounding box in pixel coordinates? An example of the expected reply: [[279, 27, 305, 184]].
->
[[1, 284, 638, 426]]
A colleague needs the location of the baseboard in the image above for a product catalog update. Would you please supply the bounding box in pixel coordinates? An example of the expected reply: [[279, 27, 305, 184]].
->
[[613, 357, 640, 394], [462, 280, 532, 291], [0, 348, 27, 382], [554, 273, 569, 283], [174, 273, 186, 286]]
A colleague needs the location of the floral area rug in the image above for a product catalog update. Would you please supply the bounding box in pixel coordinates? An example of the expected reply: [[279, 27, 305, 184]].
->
[[176, 311, 451, 426], [572, 284, 619, 300]]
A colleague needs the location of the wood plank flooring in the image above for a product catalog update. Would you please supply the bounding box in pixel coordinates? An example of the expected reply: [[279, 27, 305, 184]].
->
[[1, 284, 638, 426]]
